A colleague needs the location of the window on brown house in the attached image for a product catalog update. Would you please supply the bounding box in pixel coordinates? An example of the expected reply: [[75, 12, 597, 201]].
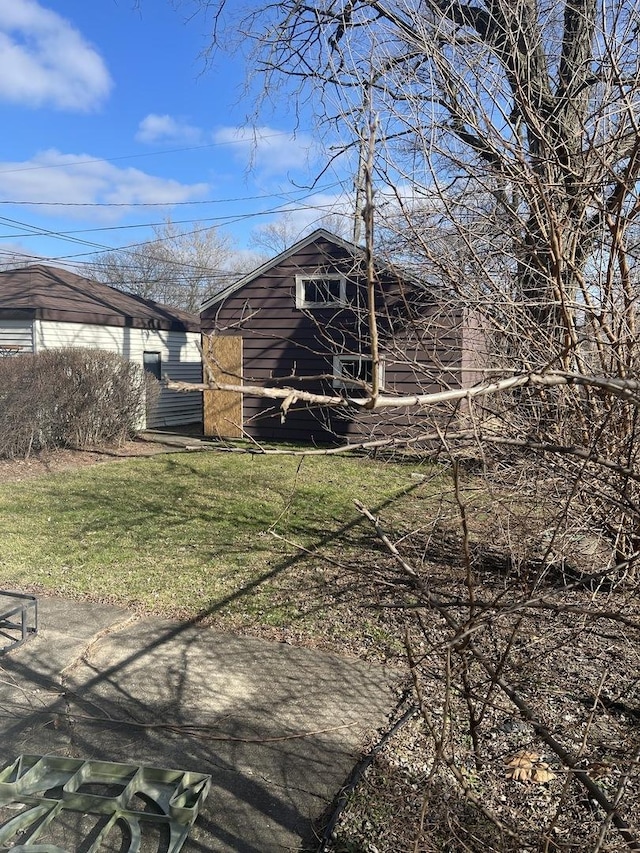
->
[[295, 275, 346, 308], [332, 354, 384, 389], [143, 351, 162, 381]]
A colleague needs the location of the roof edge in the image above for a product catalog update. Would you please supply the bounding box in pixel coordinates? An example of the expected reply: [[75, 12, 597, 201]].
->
[[0, 264, 201, 332], [200, 228, 362, 312]]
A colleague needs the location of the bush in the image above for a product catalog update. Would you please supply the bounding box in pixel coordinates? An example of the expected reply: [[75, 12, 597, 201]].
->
[[0, 348, 147, 458]]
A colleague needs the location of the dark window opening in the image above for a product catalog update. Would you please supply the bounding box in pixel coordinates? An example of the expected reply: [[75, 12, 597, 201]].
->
[[333, 355, 384, 389], [143, 351, 162, 381], [296, 275, 345, 308], [341, 358, 373, 384]]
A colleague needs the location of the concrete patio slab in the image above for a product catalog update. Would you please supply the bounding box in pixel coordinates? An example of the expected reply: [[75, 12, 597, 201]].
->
[[0, 597, 401, 852]]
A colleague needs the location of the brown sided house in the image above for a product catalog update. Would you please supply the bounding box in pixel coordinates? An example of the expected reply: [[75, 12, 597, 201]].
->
[[200, 229, 479, 444], [0, 264, 203, 429]]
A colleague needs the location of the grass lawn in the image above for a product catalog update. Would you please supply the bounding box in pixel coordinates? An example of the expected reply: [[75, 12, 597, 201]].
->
[[4, 449, 636, 853], [0, 450, 447, 645]]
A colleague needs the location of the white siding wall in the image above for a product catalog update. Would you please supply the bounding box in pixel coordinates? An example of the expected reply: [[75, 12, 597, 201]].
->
[[35, 320, 202, 428], [0, 320, 34, 353]]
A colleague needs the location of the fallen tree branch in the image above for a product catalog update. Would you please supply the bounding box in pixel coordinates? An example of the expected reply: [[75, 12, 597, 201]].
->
[[168, 370, 640, 413], [317, 702, 421, 852]]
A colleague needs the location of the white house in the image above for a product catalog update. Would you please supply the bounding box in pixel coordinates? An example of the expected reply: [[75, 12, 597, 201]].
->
[[0, 265, 202, 429]]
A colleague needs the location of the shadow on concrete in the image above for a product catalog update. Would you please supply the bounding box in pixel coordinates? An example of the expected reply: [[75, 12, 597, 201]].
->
[[0, 486, 409, 852]]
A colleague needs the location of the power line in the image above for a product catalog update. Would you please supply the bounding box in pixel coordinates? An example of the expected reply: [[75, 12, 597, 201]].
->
[[0, 133, 296, 176], [0, 188, 353, 252], [0, 181, 344, 207], [0, 203, 349, 240], [0, 215, 108, 251]]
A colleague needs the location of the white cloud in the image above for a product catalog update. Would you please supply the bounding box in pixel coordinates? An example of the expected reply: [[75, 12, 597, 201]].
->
[[0, 0, 111, 111], [136, 114, 204, 145], [135, 119, 316, 175], [0, 241, 45, 268], [212, 126, 315, 174], [0, 150, 210, 217]]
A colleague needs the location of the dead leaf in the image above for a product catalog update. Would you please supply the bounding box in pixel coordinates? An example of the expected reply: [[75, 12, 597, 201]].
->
[[506, 750, 555, 784], [506, 750, 537, 781], [532, 764, 556, 783], [587, 761, 612, 780]]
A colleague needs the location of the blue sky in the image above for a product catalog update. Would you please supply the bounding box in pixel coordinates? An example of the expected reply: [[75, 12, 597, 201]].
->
[[0, 0, 354, 271]]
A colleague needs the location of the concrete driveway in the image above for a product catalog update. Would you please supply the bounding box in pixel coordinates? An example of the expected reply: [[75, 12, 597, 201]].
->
[[0, 597, 400, 852]]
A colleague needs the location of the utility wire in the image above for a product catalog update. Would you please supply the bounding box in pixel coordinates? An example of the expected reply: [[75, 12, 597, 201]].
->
[[0, 197, 353, 264], [0, 202, 348, 239], [0, 133, 298, 175], [0, 182, 343, 208]]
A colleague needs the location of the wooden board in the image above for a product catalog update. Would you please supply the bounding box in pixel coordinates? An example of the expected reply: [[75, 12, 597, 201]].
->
[[202, 334, 243, 438]]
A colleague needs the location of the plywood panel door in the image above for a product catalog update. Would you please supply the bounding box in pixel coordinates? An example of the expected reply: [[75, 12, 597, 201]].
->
[[202, 334, 244, 438]]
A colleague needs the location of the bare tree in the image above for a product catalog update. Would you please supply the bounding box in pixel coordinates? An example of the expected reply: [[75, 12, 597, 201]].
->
[[200, 0, 640, 359], [191, 0, 640, 560], [84, 217, 244, 313], [0, 250, 46, 270], [177, 2, 640, 849], [250, 209, 353, 254], [249, 212, 307, 255]]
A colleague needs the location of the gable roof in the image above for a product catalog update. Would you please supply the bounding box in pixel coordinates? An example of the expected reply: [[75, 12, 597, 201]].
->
[[200, 228, 366, 311], [0, 265, 200, 332]]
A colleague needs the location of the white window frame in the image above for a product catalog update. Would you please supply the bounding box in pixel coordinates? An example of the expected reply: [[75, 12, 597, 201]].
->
[[332, 355, 385, 390], [295, 274, 346, 309]]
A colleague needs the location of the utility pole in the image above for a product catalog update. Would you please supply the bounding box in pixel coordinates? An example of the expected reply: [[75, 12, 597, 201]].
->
[[353, 79, 373, 246], [352, 133, 366, 245]]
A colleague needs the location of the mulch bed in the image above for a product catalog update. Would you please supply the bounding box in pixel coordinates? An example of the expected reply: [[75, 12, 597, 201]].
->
[[318, 543, 640, 853], [0, 440, 172, 483]]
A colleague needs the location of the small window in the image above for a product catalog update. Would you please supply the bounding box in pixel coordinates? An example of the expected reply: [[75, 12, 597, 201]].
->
[[295, 275, 346, 309], [143, 351, 162, 381], [332, 355, 384, 389]]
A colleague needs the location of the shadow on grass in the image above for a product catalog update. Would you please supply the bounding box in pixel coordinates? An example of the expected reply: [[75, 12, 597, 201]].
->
[[0, 469, 423, 853]]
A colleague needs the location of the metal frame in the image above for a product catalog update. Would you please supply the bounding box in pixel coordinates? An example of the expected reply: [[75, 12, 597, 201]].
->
[[0, 591, 37, 654], [0, 754, 211, 852]]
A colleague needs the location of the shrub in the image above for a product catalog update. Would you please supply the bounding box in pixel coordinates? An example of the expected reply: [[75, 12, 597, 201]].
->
[[0, 348, 147, 458]]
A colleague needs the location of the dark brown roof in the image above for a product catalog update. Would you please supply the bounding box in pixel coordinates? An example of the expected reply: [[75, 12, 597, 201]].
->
[[0, 265, 200, 332]]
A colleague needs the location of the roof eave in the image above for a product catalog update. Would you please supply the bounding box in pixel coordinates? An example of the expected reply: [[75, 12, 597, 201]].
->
[[200, 228, 362, 312]]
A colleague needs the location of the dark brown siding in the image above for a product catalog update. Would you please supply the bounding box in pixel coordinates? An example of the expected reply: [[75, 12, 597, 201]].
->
[[201, 236, 464, 443]]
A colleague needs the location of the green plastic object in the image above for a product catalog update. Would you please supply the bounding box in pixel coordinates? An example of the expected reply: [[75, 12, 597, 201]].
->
[[0, 754, 211, 852]]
